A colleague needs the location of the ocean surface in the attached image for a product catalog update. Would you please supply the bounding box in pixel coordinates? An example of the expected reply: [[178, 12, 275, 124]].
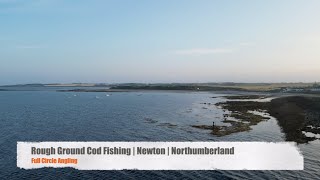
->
[[0, 88, 319, 179]]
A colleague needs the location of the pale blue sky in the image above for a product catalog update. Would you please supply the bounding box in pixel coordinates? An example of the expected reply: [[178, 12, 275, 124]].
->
[[1, 0, 320, 85]]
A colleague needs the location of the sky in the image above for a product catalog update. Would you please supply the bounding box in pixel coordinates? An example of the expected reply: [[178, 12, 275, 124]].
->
[[1, 0, 320, 85]]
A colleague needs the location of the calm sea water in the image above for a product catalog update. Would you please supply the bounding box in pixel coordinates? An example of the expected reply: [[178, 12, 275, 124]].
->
[[0, 89, 319, 179]]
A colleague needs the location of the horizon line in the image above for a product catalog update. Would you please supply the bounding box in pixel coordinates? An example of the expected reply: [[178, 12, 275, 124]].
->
[[1, 82, 319, 87]]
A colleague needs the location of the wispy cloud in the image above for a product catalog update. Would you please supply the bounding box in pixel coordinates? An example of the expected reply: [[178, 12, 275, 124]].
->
[[239, 42, 255, 46], [16, 45, 43, 49], [0, 0, 60, 14], [174, 48, 233, 55]]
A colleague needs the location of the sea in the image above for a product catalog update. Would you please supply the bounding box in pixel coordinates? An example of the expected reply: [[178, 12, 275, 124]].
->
[[0, 87, 319, 179]]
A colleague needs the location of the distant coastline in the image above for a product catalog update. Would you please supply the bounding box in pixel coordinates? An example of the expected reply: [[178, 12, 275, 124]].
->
[[2, 82, 320, 94]]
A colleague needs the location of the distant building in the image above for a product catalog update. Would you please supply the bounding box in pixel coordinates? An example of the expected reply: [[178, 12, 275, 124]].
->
[[310, 88, 320, 92], [308, 82, 320, 92], [283, 88, 304, 92]]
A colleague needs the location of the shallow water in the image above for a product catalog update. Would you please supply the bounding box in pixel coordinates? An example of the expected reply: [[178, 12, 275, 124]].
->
[[0, 89, 319, 179]]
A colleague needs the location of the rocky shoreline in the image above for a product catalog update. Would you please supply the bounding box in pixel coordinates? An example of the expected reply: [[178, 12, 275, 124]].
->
[[268, 96, 320, 143], [192, 95, 320, 143]]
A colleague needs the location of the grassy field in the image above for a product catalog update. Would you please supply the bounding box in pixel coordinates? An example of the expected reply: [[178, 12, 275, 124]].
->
[[214, 83, 314, 91], [110, 82, 317, 92]]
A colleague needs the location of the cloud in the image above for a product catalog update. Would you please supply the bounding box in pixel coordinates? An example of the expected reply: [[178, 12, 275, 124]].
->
[[16, 45, 43, 49], [0, 0, 19, 3], [0, 0, 59, 14], [174, 48, 233, 55], [239, 42, 255, 46]]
